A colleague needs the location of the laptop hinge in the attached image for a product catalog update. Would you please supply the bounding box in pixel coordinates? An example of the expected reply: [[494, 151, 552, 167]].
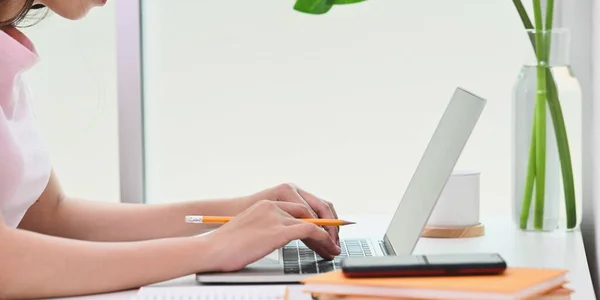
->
[[381, 234, 396, 256]]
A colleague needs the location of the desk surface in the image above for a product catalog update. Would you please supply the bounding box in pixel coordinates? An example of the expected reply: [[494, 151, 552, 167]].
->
[[49, 214, 595, 300]]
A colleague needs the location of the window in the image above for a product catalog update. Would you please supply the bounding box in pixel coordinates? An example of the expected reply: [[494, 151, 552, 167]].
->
[[23, 4, 120, 202], [138, 0, 532, 216]]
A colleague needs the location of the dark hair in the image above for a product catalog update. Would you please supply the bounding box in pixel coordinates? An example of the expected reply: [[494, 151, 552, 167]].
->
[[0, 0, 48, 29]]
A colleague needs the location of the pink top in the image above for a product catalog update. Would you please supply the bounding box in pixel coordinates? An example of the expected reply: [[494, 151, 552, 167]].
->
[[0, 28, 51, 228]]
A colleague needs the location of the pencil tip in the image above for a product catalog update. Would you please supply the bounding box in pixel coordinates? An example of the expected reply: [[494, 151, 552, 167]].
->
[[342, 220, 356, 225]]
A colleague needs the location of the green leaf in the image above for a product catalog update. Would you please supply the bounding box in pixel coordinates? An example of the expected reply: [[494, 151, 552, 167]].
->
[[294, 0, 334, 14], [332, 0, 366, 4]]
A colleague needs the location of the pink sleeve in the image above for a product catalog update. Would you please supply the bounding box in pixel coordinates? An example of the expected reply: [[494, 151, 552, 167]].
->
[[0, 29, 51, 228]]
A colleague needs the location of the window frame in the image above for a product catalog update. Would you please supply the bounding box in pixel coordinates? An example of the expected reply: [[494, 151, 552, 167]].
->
[[115, 0, 146, 204]]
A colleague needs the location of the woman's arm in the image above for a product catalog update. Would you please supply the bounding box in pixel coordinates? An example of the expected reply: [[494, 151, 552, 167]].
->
[[19, 171, 340, 245], [0, 216, 218, 299], [1, 192, 340, 300], [18, 171, 248, 241]]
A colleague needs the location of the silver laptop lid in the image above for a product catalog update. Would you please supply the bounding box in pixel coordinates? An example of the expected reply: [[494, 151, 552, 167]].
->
[[382, 87, 486, 255]]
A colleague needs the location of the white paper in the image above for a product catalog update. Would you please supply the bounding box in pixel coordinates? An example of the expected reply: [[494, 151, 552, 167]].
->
[[135, 286, 288, 300]]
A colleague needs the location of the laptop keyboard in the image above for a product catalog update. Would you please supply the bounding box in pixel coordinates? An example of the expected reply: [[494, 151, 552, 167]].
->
[[282, 239, 373, 274]]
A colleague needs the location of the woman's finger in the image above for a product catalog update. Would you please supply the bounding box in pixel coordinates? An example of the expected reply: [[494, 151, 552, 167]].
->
[[273, 201, 314, 219], [296, 187, 335, 220], [296, 188, 340, 244], [324, 199, 340, 236], [276, 184, 318, 218], [324, 199, 338, 220], [286, 222, 340, 259]]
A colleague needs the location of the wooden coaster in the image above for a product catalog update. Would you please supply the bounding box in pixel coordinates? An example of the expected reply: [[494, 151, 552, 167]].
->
[[421, 223, 485, 238]]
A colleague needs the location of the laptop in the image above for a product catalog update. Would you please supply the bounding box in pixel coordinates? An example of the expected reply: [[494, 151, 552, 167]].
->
[[196, 87, 487, 284]]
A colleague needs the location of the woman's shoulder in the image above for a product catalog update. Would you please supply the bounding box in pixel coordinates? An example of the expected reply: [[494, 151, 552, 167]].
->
[[0, 28, 50, 228], [0, 28, 39, 119], [0, 27, 39, 74]]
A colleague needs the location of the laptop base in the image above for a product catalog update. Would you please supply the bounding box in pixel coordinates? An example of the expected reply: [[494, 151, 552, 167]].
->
[[196, 238, 385, 284]]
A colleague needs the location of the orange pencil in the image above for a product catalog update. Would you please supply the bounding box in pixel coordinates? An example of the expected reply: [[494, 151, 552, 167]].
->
[[185, 215, 356, 226]]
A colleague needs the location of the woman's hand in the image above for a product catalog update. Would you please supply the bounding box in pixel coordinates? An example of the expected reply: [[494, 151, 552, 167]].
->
[[208, 200, 341, 272], [235, 183, 340, 247]]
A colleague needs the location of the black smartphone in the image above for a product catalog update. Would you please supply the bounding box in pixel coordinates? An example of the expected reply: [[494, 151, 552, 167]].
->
[[340, 253, 507, 278]]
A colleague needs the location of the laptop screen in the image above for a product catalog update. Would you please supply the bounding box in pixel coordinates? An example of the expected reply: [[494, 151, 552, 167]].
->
[[382, 88, 486, 255]]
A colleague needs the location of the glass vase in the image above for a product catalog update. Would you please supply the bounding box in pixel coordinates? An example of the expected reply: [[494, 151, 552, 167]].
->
[[512, 28, 582, 232]]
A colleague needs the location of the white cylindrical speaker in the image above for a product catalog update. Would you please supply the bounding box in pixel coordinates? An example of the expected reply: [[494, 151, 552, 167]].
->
[[422, 170, 484, 238]]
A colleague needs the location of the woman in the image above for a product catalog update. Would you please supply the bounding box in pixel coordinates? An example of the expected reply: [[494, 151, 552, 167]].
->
[[0, 0, 342, 299]]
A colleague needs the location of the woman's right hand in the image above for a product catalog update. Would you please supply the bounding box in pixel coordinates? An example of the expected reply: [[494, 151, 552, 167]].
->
[[208, 200, 342, 272]]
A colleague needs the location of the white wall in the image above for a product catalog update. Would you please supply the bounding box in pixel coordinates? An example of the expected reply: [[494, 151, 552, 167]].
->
[[16, 0, 583, 225], [141, 0, 534, 217], [587, 0, 599, 292], [557, 0, 597, 293], [20, 2, 120, 202], [13, 0, 598, 293]]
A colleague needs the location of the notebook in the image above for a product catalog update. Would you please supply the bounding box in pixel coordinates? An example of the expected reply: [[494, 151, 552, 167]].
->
[[134, 286, 289, 300], [301, 268, 568, 299], [311, 287, 573, 300]]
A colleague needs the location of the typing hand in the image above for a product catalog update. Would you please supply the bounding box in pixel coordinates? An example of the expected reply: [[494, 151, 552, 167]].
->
[[240, 183, 340, 247], [210, 200, 341, 272]]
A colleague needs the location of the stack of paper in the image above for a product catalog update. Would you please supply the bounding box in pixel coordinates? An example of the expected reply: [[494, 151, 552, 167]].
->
[[302, 268, 572, 299], [135, 286, 289, 300]]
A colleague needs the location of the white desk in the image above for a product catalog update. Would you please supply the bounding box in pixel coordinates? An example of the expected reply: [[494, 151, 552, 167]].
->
[[50, 214, 595, 300]]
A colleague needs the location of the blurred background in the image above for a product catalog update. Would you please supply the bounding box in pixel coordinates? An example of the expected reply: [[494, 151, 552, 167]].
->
[[22, 0, 537, 217], [19, 0, 599, 290], [19, 0, 599, 287]]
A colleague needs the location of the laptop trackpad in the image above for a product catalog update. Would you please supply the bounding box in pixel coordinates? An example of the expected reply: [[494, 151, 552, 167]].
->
[[209, 250, 283, 278], [249, 250, 280, 265]]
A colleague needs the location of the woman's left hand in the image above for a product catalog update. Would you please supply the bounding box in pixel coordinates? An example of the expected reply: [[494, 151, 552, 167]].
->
[[235, 183, 340, 247]]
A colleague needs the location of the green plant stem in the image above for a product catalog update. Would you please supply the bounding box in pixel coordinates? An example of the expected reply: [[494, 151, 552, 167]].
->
[[512, 0, 578, 229], [544, 0, 556, 88], [512, 0, 534, 28], [533, 81, 547, 229], [545, 0, 554, 30], [520, 116, 537, 228], [531, 0, 547, 230], [513, 0, 537, 230], [546, 71, 577, 228]]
